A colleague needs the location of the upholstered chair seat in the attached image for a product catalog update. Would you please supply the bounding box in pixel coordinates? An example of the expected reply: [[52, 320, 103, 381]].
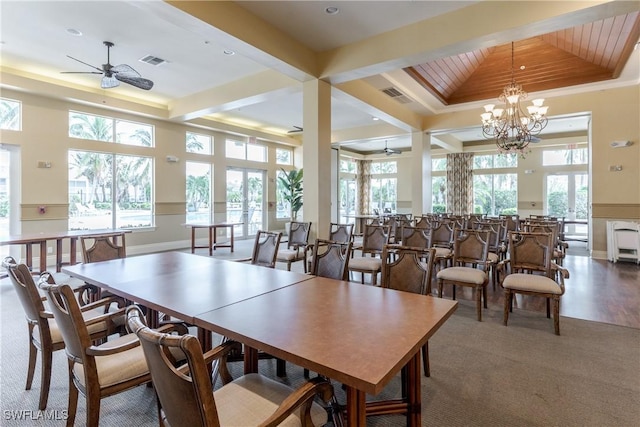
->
[[437, 266, 487, 285], [348, 256, 382, 272], [502, 273, 564, 294], [213, 373, 328, 426]]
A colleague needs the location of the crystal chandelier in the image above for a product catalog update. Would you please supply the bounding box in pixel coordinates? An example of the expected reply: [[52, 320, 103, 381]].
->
[[480, 42, 549, 156]]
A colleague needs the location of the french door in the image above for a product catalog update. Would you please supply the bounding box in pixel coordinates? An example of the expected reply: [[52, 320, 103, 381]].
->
[[546, 172, 588, 241], [226, 168, 265, 238]]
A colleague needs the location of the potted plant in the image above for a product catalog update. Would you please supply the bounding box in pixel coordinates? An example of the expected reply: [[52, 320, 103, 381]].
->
[[278, 168, 303, 221]]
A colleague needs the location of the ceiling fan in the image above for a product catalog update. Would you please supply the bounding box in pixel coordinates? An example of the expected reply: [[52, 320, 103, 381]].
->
[[62, 41, 154, 91], [380, 140, 400, 156], [287, 126, 303, 134]]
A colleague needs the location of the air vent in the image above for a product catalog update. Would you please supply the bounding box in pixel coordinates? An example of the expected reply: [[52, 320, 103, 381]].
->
[[139, 55, 167, 66], [381, 87, 413, 104]]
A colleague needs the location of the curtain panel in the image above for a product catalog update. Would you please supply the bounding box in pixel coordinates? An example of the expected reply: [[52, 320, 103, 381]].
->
[[356, 160, 371, 215], [446, 153, 474, 215]]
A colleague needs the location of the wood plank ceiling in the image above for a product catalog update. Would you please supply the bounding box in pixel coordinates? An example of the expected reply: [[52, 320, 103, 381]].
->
[[405, 11, 640, 105]]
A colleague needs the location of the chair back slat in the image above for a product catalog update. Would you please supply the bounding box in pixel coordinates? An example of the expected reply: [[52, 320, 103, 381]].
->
[[452, 229, 490, 266], [288, 221, 312, 248], [81, 233, 126, 263], [507, 231, 554, 276], [329, 223, 354, 244], [361, 225, 391, 255], [381, 245, 436, 295], [3, 257, 45, 323], [310, 239, 352, 280], [127, 307, 218, 427], [252, 231, 282, 268]]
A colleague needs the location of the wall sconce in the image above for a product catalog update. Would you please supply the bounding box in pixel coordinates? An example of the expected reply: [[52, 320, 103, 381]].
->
[[166, 155, 179, 163], [608, 165, 623, 172]]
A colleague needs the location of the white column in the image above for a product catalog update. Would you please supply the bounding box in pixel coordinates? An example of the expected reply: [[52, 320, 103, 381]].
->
[[302, 79, 332, 241], [411, 131, 432, 216]]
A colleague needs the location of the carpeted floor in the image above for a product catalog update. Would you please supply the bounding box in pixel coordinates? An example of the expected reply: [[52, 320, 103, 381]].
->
[[1, 272, 638, 426]]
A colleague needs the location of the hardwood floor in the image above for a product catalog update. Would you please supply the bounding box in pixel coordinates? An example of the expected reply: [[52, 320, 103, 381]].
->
[[436, 244, 640, 329], [207, 237, 640, 329]]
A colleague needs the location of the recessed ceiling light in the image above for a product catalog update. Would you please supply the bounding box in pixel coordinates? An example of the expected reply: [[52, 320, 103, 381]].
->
[[223, 49, 235, 55], [372, 117, 380, 121], [325, 6, 339, 15], [66, 28, 82, 36]]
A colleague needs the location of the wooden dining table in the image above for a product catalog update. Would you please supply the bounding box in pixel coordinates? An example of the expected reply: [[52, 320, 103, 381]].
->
[[63, 252, 458, 426], [62, 251, 313, 349], [195, 276, 458, 426], [1, 228, 131, 273]]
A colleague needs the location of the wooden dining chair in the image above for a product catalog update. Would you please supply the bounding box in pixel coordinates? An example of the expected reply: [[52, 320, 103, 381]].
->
[[78, 232, 127, 303], [436, 229, 490, 321], [348, 224, 390, 286], [309, 239, 352, 281], [126, 306, 333, 427], [2, 257, 124, 411], [381, 245, 437, 377], [36, 281, 186, 427], [499, 231, 570, 335], [236, 230, 282, 268], [277, 221, 312, 272]]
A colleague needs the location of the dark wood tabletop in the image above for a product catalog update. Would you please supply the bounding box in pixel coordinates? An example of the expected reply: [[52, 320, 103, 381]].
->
[[194, 276, 458, 425], [62, 251, 313, 324]]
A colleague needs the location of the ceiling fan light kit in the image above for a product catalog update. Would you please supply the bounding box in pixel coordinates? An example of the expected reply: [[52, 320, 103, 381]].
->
[[480, 42, 549, 157], [62, 41, 154, 91]]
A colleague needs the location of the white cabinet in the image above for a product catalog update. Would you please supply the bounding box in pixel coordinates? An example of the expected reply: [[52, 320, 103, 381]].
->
[[606, 221, 640, 264]]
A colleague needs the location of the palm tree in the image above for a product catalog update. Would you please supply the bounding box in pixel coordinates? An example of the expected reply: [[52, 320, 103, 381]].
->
[[187, 174, 210, 210], [0, 100, 20, 130], [278, 168, 303, 220], [186, 133, 205, 152], [69, 113, 113, 141]]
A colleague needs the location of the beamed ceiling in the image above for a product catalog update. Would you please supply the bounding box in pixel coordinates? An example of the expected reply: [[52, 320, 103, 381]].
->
[[405, 11, 640, 105]]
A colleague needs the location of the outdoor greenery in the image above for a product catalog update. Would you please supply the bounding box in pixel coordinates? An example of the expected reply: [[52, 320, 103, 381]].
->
[[0, 99, 20, 130], [278, 168, 303, 220], [186, 173, 210, 211]]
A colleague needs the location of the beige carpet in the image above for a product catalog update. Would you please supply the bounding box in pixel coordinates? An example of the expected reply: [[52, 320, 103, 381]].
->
[[1, 275, 638, 426]]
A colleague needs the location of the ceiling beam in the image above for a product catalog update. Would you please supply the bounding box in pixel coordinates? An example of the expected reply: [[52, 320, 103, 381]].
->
[[317, 1, 638, 84], [165, 0, 319, 81], [168, 70, 300, 121]]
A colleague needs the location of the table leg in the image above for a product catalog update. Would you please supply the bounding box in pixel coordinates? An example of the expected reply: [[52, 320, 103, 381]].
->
[[191, 228, 196, 253], [208, 226, 213, 256], [406, 352, 421, 426], [25, 243, 33, 270], [70, 238, 78, 266], [230, 225, 234, 252], [243, 347, 259, 374], [212, 226, 217, 253], [56, 238, 63, 272], [146, 308, 159, 329], [345, 386, 367, 426], [39, 241, 47, 273]]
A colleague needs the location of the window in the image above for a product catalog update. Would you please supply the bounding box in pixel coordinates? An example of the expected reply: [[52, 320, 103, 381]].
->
[[371, 178, 397, 214], [340, 159, 356, 173], [370, 160, 397, 213], [432, 176, 447, 213], [542, 147, 588, 166], [69, 111, 154, 147], [225, 139, 266, 162], [371, 161, 397, 174], [276, 169, 290, 219], [0, 98, 21, 130], [68, 150, 153, 230], [276, 148, 292, 165], [473, 173, 517, 215], [186, 132, 212, 154], [432, 157, 446, 171], [186, 162, 211, 223], [474, 153, 517, 169]]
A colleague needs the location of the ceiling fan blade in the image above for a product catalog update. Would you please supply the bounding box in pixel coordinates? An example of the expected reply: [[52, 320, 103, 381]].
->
[[287, 126, 303, 134], [115, 74, 154, 90], [101, 75, 120, 89], [61, 71, 103, 74], [111, 64, 141, 78], [66, 55, 104, 73]]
